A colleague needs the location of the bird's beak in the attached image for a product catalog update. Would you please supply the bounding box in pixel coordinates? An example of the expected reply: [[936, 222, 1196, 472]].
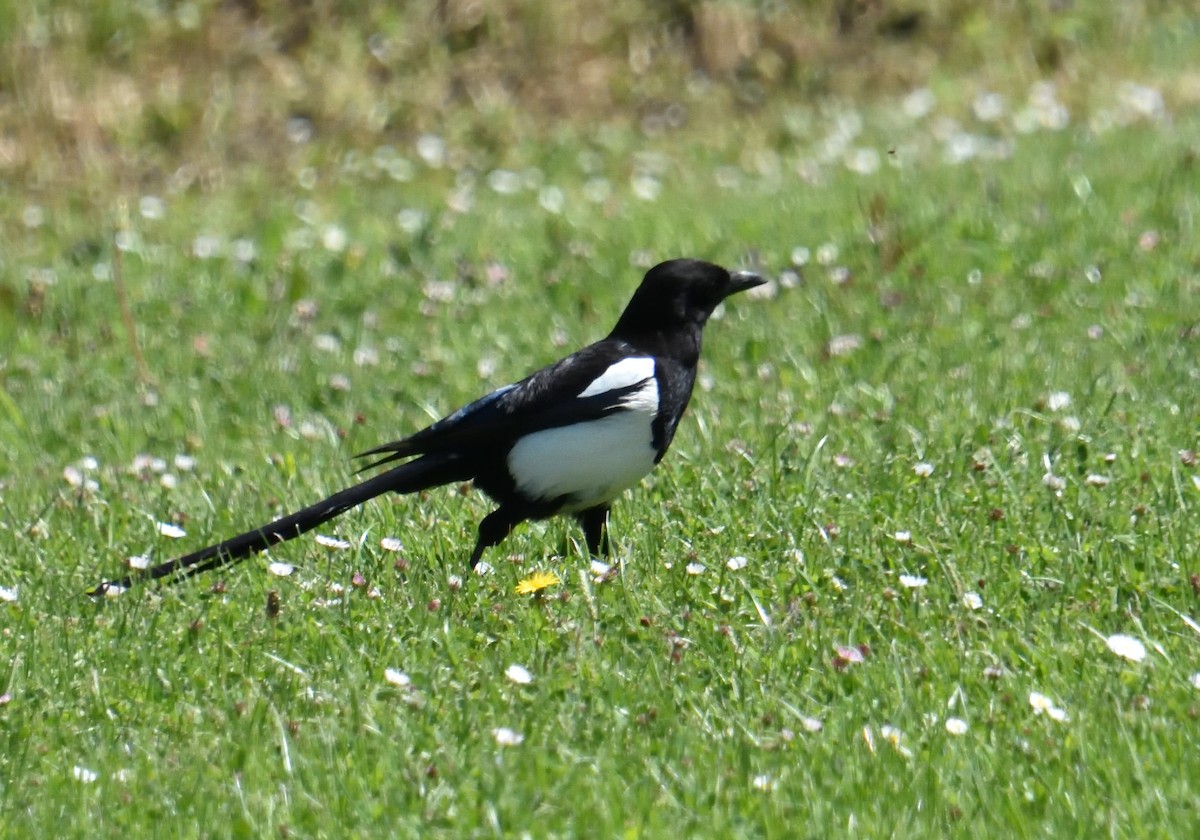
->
[[726, 270, 767, 296]]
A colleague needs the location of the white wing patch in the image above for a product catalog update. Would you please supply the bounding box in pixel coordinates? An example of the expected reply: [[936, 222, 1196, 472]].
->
[[507, 359, 660, 511], [578, 357, 656, 399]]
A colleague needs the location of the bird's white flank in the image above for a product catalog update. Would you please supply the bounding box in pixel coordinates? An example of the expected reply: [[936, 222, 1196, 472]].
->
[[508, 358, 660, 510]]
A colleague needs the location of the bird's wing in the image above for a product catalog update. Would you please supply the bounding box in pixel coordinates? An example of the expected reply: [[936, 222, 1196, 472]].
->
[[356, 340, 656, 470]]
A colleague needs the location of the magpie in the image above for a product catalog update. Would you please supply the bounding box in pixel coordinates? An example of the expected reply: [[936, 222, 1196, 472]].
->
[[89, 258, 764, 596]]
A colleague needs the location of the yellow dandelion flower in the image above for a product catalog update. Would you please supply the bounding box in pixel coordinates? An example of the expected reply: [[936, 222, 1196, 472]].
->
[[515, 570, 560, 595]]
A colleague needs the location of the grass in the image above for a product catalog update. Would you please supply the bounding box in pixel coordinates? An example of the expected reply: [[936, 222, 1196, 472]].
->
[[4, 6, 1200, 838], [7, 1, 1200, 190]]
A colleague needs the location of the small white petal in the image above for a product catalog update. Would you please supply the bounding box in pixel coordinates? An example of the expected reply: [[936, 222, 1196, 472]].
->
[[685, 562, 706, 576], [631, 174, 661, 201], [800, 716, 823, 733], [945, 717, 968, 735], [1047, 391, 1071, 411], [173, 454, 196, 471], [73, 766, 99, 783], [380, 537, 404, 552], [473, 561, 494, 576], [844, 147, 880, 175], [902, 88, 936, 119], [312, 334, 341, 353], [1030, 691, 1069, 721], [834, 645, 864, 664], [232, 238, 257, 263], [1190, 673, 1200, 690], [267, 562, 294, 577], [752, 773, 775, 791], [1085, 474, 1111, 488], [0, 586, 17, 603], [816, 243, 839, 265], [726, 555, 749, 571], [492, 727, 524, 747], [962, 592, 983, 610], [1042, 472, 1066, 490], [396, 208, 427, 233], [127, 554, 151, 570], [1029, 691, 1054, 712], [384, 668, 411, 688], [898, 574, 927, 588], [157, 522, 186, 539], [538, 185, 565, 214], [505, 664, 533, 685], [1105, 633, 1147, 662], [913, 462, 934, 477], [487, 169, 521, 194], [192, 234, 223, 258], [321, 225, 347, 253], [894, 531, 913, 544], [416, 134, 445, 167]]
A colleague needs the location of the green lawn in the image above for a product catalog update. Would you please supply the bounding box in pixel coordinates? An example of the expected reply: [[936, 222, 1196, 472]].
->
[[3, 40, 1200, 838]]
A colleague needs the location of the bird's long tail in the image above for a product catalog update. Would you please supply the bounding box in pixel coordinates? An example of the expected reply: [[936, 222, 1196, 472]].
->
[[88, 455, 465, 597]]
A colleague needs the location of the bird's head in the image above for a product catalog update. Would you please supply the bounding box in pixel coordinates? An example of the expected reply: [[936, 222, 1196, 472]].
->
[[611, 259, 765, 340]]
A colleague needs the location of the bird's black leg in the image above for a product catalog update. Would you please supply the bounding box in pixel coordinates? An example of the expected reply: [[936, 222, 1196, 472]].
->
[[576, 505, 611, 558], [469, 507, 524, 568]]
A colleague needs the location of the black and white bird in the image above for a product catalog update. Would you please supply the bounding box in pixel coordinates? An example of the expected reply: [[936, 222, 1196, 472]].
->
[[89, 258, 764, 596]]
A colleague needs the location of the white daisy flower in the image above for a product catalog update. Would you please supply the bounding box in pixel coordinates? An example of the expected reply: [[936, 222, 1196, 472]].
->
[[314, 534, 351, 550], [505, 664, 533, 685], [157, 522, 186, 539], [384, 668, 411, 688], [492, 727, 524, 747]]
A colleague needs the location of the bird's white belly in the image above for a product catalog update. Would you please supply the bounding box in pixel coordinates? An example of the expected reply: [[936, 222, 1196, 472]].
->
[[507, 409, 658, 512]]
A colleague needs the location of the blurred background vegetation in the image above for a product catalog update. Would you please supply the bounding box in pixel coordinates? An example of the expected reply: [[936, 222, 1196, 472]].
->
[[4, 0, 1197, 194]]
